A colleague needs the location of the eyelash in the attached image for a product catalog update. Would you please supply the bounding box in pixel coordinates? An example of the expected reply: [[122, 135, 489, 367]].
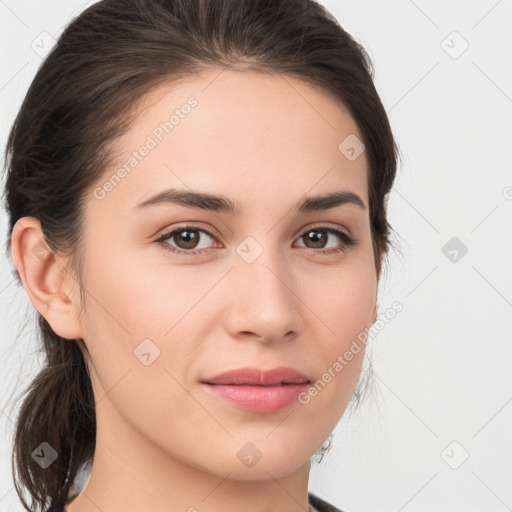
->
[[155, 224, 357, 257]]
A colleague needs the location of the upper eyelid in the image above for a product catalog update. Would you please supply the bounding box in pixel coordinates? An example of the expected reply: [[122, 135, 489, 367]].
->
[[157, 223, 217, 240]]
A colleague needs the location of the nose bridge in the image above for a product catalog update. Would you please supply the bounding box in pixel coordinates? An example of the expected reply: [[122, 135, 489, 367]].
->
[[224, 235, 302, 340], [237, 238, 292, 312]]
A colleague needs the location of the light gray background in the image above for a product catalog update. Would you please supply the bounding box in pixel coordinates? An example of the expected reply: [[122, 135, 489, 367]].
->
[[1, 1, 511, 511]]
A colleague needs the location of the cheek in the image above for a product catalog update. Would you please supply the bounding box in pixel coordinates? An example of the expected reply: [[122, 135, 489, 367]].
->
[[78, 256, 210, 442], [298, 264, 376, 410], [82, 247, 217, 342], [78, 250, 229, 403], [305, 261, 376, 346]]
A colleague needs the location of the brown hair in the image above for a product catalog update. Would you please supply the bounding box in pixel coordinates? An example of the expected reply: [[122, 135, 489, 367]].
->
[[2, 0, 400, 510]]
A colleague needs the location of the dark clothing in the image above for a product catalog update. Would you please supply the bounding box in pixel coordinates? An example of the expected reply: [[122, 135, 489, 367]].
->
[[309, 492, 344, 512], [46, 492, 344, 512]]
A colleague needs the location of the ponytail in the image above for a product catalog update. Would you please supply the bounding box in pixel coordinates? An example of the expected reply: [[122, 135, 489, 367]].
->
[[11, 315, 95, 511]]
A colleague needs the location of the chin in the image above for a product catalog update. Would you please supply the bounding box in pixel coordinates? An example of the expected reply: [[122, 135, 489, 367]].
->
[[199, 437, 314, 481], [217, 456, 309, 481]]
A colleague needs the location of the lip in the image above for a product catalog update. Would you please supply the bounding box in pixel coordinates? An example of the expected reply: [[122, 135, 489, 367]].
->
[[200, 367, 311, 413], [201, 367, 311, 386]]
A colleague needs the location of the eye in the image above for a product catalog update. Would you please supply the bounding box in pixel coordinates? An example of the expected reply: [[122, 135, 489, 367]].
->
[[155, 225, 219, 256], [155, 224, 357, 256], [294, 226, 357, 254]]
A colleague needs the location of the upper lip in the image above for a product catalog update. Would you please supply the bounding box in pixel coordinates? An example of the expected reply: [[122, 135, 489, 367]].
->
[[201, 367, 311, 386]]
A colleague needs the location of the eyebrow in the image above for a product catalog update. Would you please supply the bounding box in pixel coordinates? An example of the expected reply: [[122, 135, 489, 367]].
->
[[132, 188, 367, 214]]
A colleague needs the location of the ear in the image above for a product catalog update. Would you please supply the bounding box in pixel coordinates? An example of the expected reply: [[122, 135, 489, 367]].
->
[[371, 303, 377, 325], [10, 217, 84, 340]]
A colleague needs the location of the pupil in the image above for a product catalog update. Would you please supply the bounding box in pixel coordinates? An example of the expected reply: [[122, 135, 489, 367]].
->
[[177, 229, 198, 249], [307, 230, 325, 248]]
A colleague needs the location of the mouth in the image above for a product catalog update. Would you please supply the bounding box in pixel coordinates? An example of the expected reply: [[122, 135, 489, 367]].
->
[[200, 366, 312, 413], [200, 366, 311, 386]]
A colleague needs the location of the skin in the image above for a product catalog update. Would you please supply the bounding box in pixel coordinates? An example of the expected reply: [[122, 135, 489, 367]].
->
[[11, 67, 378, 512]]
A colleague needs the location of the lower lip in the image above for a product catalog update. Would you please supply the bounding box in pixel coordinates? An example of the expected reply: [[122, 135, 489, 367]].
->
[[201, 382, 310, 413]]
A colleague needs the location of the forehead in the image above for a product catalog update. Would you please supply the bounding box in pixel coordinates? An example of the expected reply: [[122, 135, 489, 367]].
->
[[90, 68, 369, 217]]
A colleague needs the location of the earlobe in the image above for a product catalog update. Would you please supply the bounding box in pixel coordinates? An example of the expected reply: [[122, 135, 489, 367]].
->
[[10, 217, 84, 340]]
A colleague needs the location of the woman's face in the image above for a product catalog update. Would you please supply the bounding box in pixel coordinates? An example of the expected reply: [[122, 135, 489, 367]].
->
[[73, 68, 377, 479]]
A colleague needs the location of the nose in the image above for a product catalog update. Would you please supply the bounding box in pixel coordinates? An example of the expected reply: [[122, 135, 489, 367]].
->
[[221, 246, 304, 344]]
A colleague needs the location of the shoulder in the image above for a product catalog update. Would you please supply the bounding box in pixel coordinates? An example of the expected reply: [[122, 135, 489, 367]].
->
[[308, 491, 346, 512]]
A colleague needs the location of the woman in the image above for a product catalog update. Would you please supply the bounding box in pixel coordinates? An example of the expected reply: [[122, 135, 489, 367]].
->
[[4, 0, 400, 511]]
